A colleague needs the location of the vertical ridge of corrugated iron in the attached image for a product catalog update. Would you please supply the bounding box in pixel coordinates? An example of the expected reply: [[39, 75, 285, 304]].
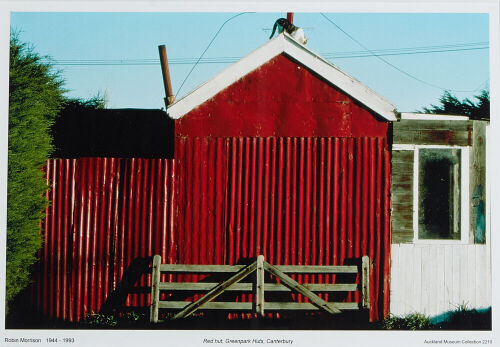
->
[[175, 136, 390, 321], [36, 157, 176, 322]]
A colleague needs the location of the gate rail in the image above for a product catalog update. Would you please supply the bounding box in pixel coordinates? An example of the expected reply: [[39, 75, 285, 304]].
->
[[150, 255, 370, 322]]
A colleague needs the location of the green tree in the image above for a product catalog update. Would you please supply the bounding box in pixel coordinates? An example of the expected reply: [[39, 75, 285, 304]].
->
[[422, 90, 490, 120], [7, 35, 65, 313]]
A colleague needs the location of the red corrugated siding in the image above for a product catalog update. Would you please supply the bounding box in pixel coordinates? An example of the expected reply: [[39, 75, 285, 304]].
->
[[36, 158, 176, 322], [175, 137, 391, 321]]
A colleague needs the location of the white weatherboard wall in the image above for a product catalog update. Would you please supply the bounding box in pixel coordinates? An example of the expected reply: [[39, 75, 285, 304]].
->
[[390, 244, 491, 317]]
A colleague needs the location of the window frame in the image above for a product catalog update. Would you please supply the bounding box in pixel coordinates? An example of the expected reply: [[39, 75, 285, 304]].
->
[[413, 145, 470, 244], [392, 144, 470, 245]]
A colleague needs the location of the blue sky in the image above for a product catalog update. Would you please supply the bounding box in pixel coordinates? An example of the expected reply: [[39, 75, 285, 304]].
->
[[9, 11, 490, 112]]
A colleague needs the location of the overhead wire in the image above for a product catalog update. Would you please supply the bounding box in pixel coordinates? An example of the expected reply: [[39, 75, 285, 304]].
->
[[45, 42, 488, 66], [319, 12, 487, 93], [174, 12, 253, 98]]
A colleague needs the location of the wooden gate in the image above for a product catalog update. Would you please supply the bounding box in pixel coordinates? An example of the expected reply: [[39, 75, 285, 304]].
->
[[150, 255, 370, 322]]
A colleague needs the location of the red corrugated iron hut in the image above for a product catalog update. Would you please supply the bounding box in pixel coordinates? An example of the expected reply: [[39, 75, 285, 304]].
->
[[169, 32, 397, 321]]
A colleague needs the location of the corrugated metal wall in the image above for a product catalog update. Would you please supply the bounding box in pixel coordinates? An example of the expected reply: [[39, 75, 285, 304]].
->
[[176, 137, 391, 321], [34, 136, 390, 322], [36, 158, 176, 322]]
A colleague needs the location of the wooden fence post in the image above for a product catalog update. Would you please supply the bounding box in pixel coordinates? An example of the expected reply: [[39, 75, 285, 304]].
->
[[150, 255, 161, 323], [361, 255, 370, 310], [256, 255, 265, 317]]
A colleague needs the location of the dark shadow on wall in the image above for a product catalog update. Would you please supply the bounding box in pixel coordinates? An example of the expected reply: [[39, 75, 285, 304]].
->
[[99, 257, 152, 316], [52, 108, 174, 158]]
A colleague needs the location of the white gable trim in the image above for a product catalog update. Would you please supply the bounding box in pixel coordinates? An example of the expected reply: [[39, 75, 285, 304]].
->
[[400, 112, 469, 121], [168, 33, 398, 121]]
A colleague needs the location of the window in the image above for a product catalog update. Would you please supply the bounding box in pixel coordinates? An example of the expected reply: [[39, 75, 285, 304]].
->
[[413, 146, 469, 243]]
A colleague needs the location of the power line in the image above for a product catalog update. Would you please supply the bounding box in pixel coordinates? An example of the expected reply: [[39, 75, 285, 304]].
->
[[175, 12, 253, 98], [319, 12, 486, 93], [44, 43, 488, 66]]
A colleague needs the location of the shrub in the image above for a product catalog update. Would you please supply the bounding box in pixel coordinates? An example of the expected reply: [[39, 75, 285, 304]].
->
[[7, 34, 64, 313]]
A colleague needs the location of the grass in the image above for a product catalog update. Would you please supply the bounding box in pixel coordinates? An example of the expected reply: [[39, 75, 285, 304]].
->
[[382, 305, 492, 330]]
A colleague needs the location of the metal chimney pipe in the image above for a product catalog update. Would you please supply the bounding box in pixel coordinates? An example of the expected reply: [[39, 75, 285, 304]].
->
[[287, 12, 294, 24], [158, 45, 175, 107]]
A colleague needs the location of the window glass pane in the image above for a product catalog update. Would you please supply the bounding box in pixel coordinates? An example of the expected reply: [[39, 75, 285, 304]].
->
[[418, 148, 461, 240]]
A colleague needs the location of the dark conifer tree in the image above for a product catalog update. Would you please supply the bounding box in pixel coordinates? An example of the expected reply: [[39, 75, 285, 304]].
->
[[7, 35, 65, 313], [422, 90, 489, 120]]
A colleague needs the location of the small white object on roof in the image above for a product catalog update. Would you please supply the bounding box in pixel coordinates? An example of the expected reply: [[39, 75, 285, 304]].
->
[[168, 32, 398, 121]]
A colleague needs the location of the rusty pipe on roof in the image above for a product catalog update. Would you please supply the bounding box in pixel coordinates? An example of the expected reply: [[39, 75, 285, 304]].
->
[[287, 12, 294, 24], [158, 45, 175, 107]]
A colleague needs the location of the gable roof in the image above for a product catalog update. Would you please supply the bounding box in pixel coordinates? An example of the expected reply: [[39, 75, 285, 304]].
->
[[167, 32, 398, 121]]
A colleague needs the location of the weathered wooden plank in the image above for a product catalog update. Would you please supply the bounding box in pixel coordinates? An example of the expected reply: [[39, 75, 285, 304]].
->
[[467, 246, 476, 308], [391, 203, 413, 213], [420, 246, 431, 315], [443, 246, 453, 316], [392, 219, 414, 230], [172, 261, 257, 319], [265, 302, 359, 310], [392, 159, 414, 168], [392, 170, 414, 178], [391, 231, 413, 240], [273, 265, 358, 273], [264, 262, 342, 314], [392, 163, 414, 171], [394, 120, 472, 132], [391, 199, 413, 207], [392, 156, 414, 163], [390, 245, 401, 314], [392, 158, 414, 166], [393, 129, 470, 146], [451, 246, 460, 307], [160, 263, 359, 274], [361, 256, 370, 309], [392, 200, 413, 208], [391, 196, 413, 206], [392, 150, 415, 159], [391, 234, 414, 244], [475, 245, 490, 308], [392, 166, 414, 173], [392, 212, 413, 221], [390, 227, 413, 235], [256, 255, 265, 317], [391, 176, 414, 186], [399, 244, 409, 312], [436, 246, 445, 314], [160, 301, 252, 310], [470, 120, 486, 243], [150, 255, 161, 323], [158, 301, 359, 311], [158, 282, 358, 292], [160, 264, 245, 273], [391, 183, 412, 191], [458, 247, 468, 308]]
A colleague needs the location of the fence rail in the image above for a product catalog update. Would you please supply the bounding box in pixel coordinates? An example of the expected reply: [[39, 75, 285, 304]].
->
[[150, 255, 370, 322]]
